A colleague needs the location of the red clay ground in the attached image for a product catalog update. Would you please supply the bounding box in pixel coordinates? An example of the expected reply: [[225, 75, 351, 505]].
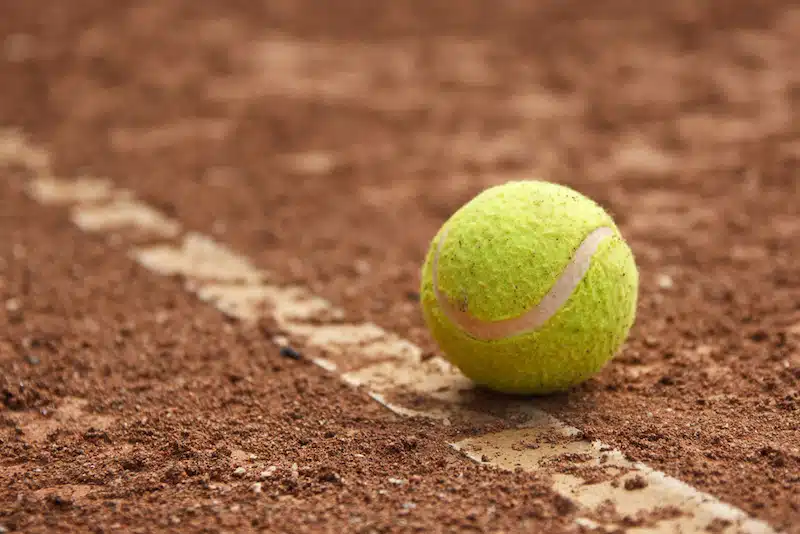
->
[[1, 0, 798, 532]]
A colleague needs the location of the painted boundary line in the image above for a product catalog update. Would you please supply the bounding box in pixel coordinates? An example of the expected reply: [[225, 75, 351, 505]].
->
[[0, 129, 779, 534]]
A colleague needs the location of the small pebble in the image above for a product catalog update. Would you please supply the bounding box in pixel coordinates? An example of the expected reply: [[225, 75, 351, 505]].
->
[[657, 273, 674, 289], [354, 259, 371, 275], [574, 518, 601, 529], [260, 466, 277, 479], [287, 151, 336, 175], [624, 475, 649, 490], [749, 329, 768, 342], [5, 298, 20, 312], [643, 336, 659, 348], [233, 467, 246, 477], [155, 310, 170, 325], [388, 477, 407, 485], [251, 482, 262, 494], [280, 346, 302, 360]]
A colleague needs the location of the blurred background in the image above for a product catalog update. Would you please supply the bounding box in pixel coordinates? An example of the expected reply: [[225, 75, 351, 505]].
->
[[1, 1, 799, 532]]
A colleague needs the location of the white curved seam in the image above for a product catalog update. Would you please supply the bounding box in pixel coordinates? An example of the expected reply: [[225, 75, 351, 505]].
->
[[432, 226, 614, 341]]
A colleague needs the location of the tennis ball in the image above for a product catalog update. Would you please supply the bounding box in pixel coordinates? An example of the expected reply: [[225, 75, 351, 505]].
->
[[420, 180, 638, 395]]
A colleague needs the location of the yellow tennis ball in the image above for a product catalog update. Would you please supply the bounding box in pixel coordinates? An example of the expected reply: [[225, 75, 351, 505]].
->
[[420, 180, 638, 395]]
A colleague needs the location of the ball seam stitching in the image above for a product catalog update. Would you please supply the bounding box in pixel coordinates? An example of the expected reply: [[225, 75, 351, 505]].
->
[[432, 225, 615, 340]]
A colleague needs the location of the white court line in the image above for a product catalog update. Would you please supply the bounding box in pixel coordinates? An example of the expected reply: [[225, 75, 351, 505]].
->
[[0, 128, 780, 534]]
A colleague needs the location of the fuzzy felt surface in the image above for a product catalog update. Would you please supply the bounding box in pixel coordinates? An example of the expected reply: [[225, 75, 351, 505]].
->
[[420, 180, 639, 394]]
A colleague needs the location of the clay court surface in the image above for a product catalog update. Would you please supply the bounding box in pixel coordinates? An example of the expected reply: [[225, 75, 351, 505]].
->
[[0, 1, 798, 532]]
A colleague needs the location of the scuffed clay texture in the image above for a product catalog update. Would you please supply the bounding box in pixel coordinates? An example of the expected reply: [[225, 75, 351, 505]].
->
[[420, 181, 639, 394]]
